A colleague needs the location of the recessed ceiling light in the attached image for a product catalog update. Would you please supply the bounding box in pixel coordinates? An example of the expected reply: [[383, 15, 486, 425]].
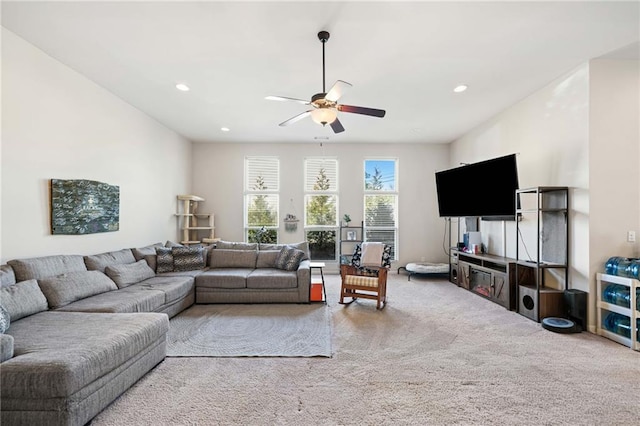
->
[[453, 85, 468, 93], [175, 83, 190, 92], [221, 127, 230, 132]]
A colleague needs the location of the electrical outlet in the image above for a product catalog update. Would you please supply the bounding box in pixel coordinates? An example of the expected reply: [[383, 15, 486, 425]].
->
[[628, 231, 636, 243], [420, 256, 426, 262]]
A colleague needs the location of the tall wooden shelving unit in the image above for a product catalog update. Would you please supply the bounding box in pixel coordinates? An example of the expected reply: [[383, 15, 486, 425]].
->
[[175, 195, 219, 245], [515, 186, 569, 322]]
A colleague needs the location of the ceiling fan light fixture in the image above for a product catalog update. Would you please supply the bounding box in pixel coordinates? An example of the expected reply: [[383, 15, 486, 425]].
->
[[311, 107, 337, 126]]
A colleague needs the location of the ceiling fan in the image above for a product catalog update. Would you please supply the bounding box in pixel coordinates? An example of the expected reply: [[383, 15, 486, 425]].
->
[[265, 31, 386, 134]]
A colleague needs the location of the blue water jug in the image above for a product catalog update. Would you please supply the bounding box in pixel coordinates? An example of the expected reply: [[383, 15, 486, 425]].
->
[[602, 284, 630, 308], [623, 259, 640, 279], [603, 312, 631, 338], [605, 257, 624, 276], [605, 257, 640, 279]]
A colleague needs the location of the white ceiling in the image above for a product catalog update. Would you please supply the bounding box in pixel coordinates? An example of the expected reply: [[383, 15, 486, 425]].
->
[[2, 1, 639, 144]]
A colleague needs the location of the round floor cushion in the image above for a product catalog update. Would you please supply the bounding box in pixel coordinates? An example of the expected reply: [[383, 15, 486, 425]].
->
[[405, 262, 449, 274]]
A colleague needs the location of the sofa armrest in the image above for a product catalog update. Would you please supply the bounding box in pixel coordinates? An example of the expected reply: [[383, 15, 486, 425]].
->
[[296, 259, 311, 302]]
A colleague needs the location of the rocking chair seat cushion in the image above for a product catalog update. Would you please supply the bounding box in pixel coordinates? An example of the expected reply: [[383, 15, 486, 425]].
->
[[343, 275, 379, 288]]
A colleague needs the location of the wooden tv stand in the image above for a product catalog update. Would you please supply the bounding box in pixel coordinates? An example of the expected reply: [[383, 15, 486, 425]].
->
[[455, 250, 517, 310]]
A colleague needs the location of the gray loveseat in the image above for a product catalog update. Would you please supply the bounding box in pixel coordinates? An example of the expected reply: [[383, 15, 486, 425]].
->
[[0, 240, 311, 426], [195, 241, 311, 304]]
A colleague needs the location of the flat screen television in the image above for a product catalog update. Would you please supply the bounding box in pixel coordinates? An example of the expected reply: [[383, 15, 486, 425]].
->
[[435, 154, 519, 220]]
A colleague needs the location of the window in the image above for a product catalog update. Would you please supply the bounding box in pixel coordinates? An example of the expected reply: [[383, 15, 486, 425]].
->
[[364, 159, 398, 260], [245, 157, 279, 243], [304, 158, 338, 260]]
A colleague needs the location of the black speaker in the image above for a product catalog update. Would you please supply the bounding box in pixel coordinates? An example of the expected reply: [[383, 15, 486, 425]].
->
[[564, 289, 587, 330], [449, 264, 458, 285]]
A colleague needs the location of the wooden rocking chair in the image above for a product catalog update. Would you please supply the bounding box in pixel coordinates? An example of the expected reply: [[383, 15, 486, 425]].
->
[[339, 242, 391, 309]]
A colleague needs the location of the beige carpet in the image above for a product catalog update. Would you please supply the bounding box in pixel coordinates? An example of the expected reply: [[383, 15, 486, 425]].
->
[[93, 273, 640, 425], [166, 303, 331, 357]]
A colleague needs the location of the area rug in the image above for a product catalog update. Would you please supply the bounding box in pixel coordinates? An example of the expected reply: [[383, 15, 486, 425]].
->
[[166, 303, 332, 357]]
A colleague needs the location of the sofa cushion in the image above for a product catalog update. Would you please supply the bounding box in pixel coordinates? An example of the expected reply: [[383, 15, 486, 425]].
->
[[246, 268, 298, 289], [195, 269, 252, 289], [8, 255, 87, 281], [275, 246, 306, 271], [209, 249, 257, 269], [172, 246, 205, 272], [133, 276, 194, 304], [165, 240, 184, 248], [158, 269, 206, 279], [256, 250, 280, 268], [156, 247, 174, 274], [132, 243, 164, 261], [84, 248, 136, 272], [0, 265, 16, 288], [105, 260, 156, 289], [0, 333, 14, 363], [1, 311, 168, 399], [132, 242, 164, 271], [215, 240, 258, 250], [0, 304, 10, 333], [0, 279, 49, 321], [260, 241, 310, 259], [38, 271, 118, 309], [55, 286, 166, 313]]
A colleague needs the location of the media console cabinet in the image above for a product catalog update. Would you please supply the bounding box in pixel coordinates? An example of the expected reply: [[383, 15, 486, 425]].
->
[[454, 250, 517, 310]]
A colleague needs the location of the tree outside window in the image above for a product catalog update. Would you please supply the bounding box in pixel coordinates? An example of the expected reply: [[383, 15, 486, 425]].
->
[[305, 160, 338, 260], [245, 157, 279, 243], [364, 159, 398, 260]]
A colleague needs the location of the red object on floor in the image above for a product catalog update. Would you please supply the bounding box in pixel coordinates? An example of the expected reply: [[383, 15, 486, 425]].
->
[[310, 283, 323, 301]]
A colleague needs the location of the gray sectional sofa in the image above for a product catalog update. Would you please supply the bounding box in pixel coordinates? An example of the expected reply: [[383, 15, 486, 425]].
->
[[0, 240, 311, 426]]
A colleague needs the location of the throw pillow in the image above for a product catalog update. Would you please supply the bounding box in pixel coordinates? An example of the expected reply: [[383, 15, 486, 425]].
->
[[172, 246, 205, 272], [8, 255, 87, 281], [37, 271, 118, 309], [0, 264, 16, 287], [155, 247, 174, 273], [132, 242, 164, 261], [0, 305, 9, 333], [105, 259, 156, 288], [165, 240, 184, 248], [0, 279, 49, 321], [84, 249, 136, 272], [274, 246, 306, 271]]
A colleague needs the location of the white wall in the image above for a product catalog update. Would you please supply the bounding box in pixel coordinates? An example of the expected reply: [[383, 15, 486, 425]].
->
[[589, 59, 640, 299], [452, 63, 590, 270], [451, 63, 590, 321], [451, 59, 640, 332], [191, 142, 449, 271], [1, 29, 192, 263]]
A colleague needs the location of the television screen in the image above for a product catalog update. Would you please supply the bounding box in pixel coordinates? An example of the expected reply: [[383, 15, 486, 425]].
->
[[435, 154, 519, 219]]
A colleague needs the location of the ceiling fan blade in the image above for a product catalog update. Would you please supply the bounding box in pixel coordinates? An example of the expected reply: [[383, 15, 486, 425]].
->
[[279, 110, 312, 127], [265, 96, 311, 105], [337, 104, 386, 118], [325, 80, 352, 102], [330, 117, 345, 134]]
